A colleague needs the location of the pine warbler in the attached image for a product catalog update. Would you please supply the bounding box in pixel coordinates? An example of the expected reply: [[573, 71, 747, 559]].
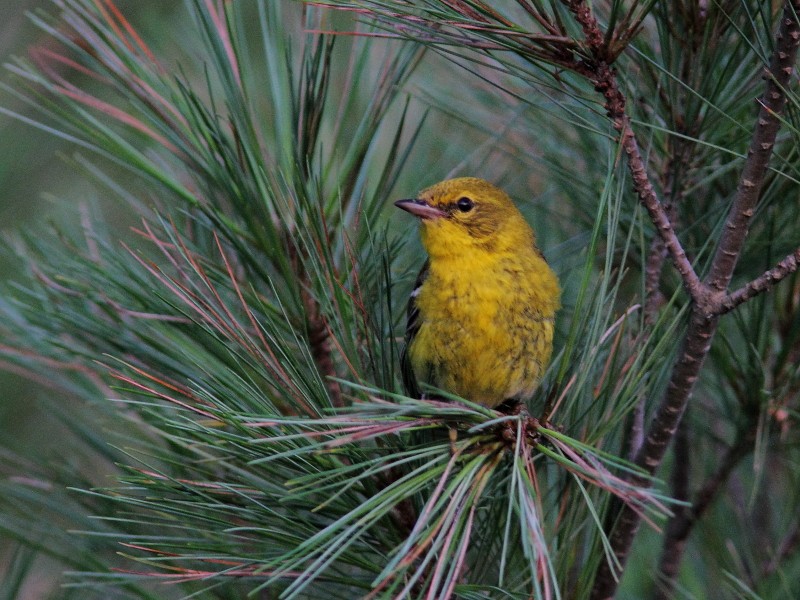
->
[[396, 177, 560, 408]]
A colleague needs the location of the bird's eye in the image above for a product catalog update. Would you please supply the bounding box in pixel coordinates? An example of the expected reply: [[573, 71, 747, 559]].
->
[[456, 197, 474, 212]]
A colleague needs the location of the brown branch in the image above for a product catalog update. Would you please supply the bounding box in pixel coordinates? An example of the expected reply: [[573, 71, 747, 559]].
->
[[719, 246, 800, 314], [642, 234, 669, 322], [652, 421, 690, 597], [303, 293, 344, 408], [616, 99, 706, 304], [591, 309, 719, 600], [564, 0, 705, 305], [380, 465, 419, 540], [587, 2, 800, 598], [562, 7, 718, 594], [706, 5, 800, 296], [625, 396, 646, 462], [643, 135, 691, 323], [654, 423, 757, 599]]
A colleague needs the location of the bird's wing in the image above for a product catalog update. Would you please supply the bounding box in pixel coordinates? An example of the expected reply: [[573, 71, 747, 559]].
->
[[400, 260, 428, 398]]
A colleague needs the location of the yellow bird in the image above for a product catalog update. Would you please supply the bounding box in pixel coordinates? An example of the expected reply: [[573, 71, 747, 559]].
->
[[396, 177, 560, 409]]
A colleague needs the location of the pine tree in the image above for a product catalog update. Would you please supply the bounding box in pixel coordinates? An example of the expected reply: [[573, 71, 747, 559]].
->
[[2, 1, 799, 599]]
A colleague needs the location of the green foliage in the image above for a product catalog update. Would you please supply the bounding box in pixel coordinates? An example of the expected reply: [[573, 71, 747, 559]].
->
[[1, 1, 799, 599]]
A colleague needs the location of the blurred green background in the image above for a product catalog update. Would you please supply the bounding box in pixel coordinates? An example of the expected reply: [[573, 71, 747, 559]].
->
[[0, 0, 180, 439], [0, 3, 183, 596]]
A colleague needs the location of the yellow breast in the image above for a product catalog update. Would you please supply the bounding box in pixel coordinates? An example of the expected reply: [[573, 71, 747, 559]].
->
[[409, 248, 559, 407]]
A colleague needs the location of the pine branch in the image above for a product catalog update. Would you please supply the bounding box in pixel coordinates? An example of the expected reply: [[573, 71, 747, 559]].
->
[[7, 0, 800, 597], [719, 246, 800, 314], [315, 3, 800, 596], [590, 3, 800, 597], [642, 0, 800, 504], [564, 0, 705, 304], [655, 423, 757, 599], [635, 154, 685, 461], [705, 5, 800, 296]]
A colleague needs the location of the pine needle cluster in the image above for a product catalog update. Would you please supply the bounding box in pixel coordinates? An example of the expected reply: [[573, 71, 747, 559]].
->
[[1, 1, 799, 599]]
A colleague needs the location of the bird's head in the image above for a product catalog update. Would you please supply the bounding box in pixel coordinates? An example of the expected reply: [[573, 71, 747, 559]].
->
[[395, 177, 535, 258]]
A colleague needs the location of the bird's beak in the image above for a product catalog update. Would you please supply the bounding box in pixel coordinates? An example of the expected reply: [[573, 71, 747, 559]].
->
[[394, 199, 447, 220]]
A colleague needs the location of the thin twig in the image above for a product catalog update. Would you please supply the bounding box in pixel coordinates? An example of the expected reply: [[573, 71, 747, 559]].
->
[[644, 136, 690, 324], [642, 234, 669, 322], [287, 232, 345, 410], [719, 246, 800, 314], [303, 288, 345, 408], [614, 91, 706, 304], [588, 2, 800, 598], [564, 0, 705, 305]]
